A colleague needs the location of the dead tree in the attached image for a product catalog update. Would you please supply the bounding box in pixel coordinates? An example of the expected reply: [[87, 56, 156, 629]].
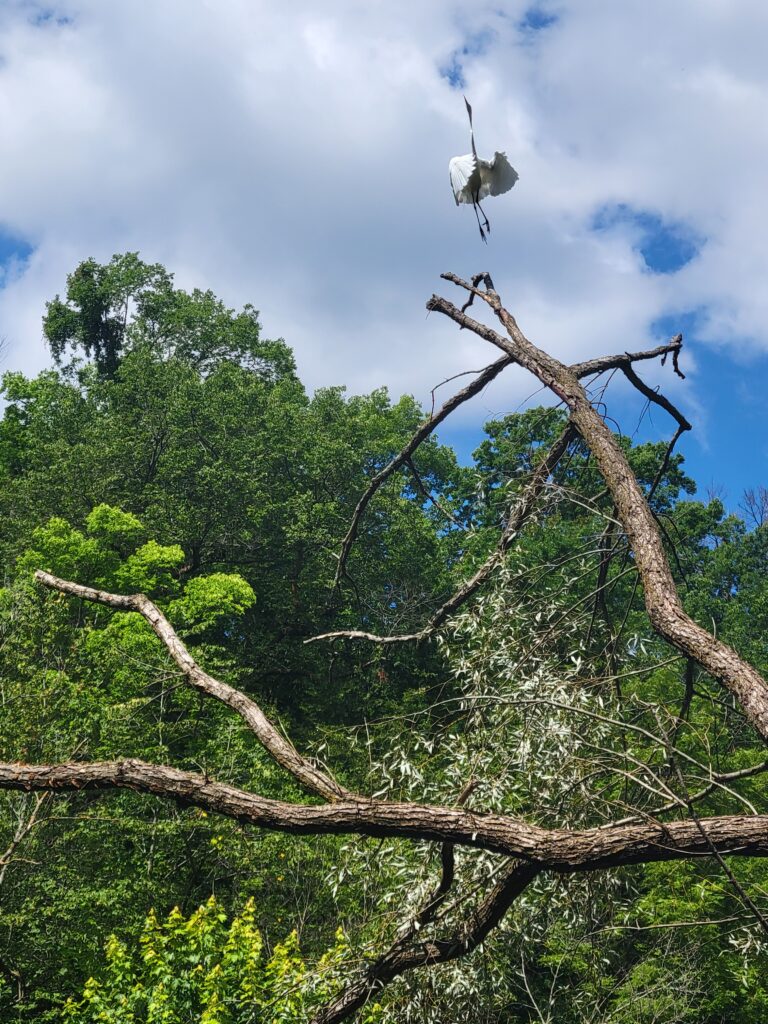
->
[[2, 273, 768, 1022]]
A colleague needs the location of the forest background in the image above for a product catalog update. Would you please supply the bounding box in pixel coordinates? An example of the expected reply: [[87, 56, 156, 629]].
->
[[0, 252, 765, 1022]]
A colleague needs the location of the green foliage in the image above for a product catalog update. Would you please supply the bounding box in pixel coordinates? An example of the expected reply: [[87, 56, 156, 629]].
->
[[86, 504, 146, 550], [42, 253, 296, 381], [168, 574, 256, 633], [63, 897, 378, 1024], [44, 254, 171, 379]]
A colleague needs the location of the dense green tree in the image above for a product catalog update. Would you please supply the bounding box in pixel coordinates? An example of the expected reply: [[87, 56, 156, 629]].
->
[[42, 253, 295, 380], [43, 254, 171, 379]]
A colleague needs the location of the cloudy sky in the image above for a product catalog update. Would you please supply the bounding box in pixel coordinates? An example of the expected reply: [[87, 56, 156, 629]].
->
[[1, 0, 767, 501]]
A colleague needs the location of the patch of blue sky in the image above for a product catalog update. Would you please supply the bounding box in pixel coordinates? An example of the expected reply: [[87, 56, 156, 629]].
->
[[28, 7, 73, 27], [651, 309, 705, 345], [0, 230, 33, 285], [592, 203, 703, 274], [440, 54, 466, 90], [647, 309, 767, 506], [518, 6, 559, 32], [439, 27, 496, 90], [678, 346, 767, 507]]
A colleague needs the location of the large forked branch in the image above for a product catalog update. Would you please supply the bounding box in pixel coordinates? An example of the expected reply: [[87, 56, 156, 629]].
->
[[2, 759, 768, 868], [334, 353, 514, 586], [427, 273, 768, 743], [34, 571, 351, 803], [326, 319, 684, 642]]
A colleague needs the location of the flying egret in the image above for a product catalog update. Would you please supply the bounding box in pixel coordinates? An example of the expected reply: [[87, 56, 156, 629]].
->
[[449, 97, 518, 241]]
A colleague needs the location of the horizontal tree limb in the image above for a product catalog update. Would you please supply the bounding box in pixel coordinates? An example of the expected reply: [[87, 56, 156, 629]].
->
[[2, 759, 768, 871], [571, 336, 685, 380]]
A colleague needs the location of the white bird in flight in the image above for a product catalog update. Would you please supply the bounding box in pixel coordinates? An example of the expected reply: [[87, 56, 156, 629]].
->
[[449, 97, 518, 241]]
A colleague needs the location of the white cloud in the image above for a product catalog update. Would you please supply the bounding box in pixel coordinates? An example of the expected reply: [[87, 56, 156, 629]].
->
[[1, 0, 767, 434]]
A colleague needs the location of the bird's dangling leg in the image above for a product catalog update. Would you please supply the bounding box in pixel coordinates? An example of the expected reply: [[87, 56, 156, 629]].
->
[[476, 195, 491, 237], [473, 192, 489, 240], [473, 203, 489, 243]]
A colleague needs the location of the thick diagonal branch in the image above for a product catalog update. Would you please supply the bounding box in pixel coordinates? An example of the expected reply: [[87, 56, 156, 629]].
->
[[34, 571, 351, 802], [427, 275, 768, 742]]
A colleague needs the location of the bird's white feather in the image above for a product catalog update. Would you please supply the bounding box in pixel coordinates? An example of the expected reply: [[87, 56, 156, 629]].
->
[[477, 152, 518, 198], [448, 153, 477, 205]]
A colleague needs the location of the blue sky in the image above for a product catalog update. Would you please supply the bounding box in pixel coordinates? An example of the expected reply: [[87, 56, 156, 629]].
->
[[0, 0, 766, 508], [441, 342, 768, 508], [0, 230, 32, 276]]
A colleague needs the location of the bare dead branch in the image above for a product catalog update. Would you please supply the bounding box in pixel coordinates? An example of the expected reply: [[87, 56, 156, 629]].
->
[[34, 571, 351, 803], [572, 335, 685, 380], [427, 275, 768, 743], [740, 486, 768, 529], [620, 362, 691, 433], [305, 628, 426, 645], [647, 423, 688, 505]]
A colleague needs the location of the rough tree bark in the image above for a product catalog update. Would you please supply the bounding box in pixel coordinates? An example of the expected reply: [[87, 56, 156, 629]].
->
[[1, 274, 767, 1021]]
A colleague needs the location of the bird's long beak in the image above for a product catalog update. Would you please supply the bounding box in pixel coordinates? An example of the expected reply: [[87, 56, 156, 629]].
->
[[464, 95, 473, 127], [464, 96, 477, 158]]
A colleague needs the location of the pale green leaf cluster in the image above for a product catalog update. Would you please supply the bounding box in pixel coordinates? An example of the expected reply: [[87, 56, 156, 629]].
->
[[63, 897, 382, 1024]]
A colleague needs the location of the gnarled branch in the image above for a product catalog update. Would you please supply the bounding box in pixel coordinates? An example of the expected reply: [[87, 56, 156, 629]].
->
[[34, 571, 351, 802], [2, 759, 768, 870]]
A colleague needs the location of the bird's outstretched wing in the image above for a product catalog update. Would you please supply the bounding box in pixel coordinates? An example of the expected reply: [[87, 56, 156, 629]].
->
[[478, 152, 518, 198], [449, 153, 476, 205]]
